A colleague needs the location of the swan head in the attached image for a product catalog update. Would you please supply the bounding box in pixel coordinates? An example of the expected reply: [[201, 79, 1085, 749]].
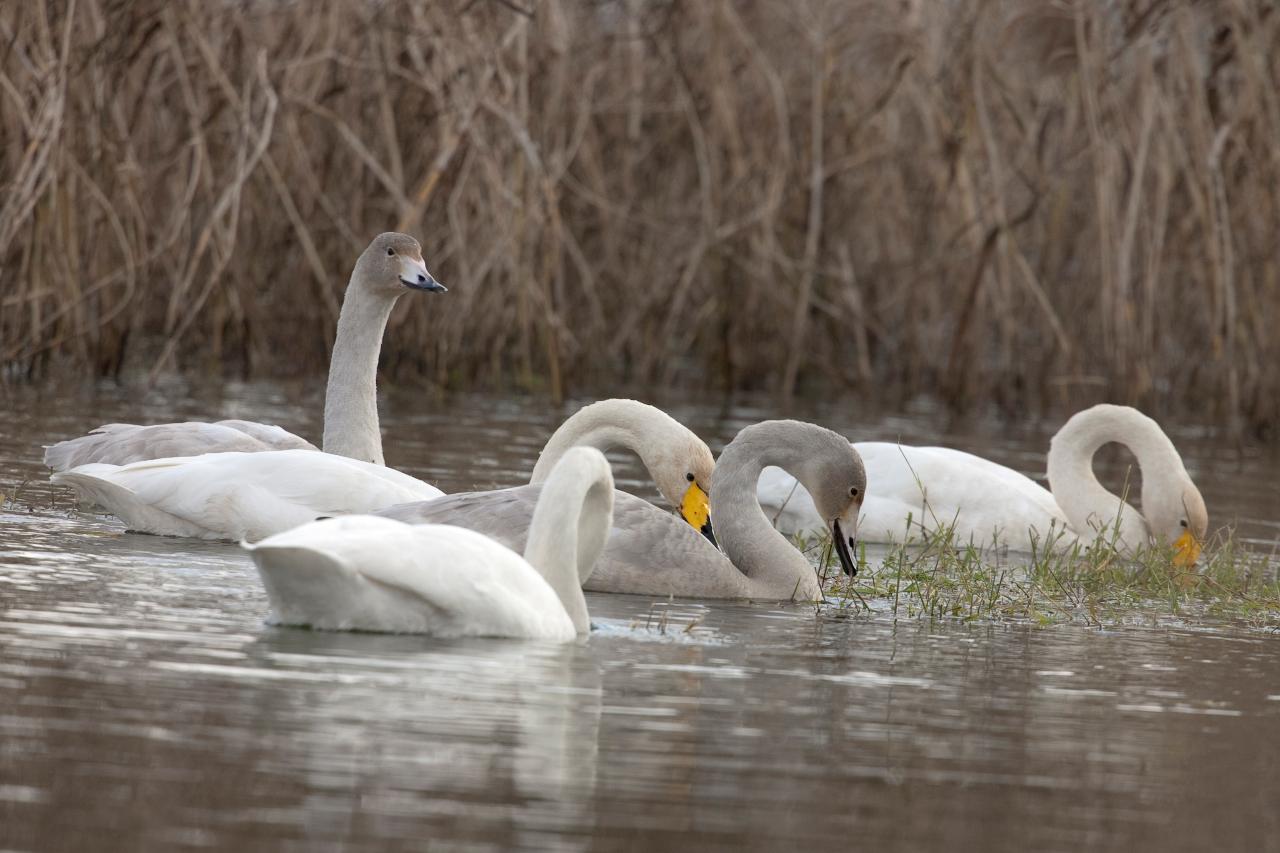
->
[[1144, 478, 1208, 567], [359, 232, 446, 295], [650, 435, 717, 546], [790, 427, 865, 578]]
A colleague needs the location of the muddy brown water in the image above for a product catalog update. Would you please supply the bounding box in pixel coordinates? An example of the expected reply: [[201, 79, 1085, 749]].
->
[[1, 382, 1278, 852]]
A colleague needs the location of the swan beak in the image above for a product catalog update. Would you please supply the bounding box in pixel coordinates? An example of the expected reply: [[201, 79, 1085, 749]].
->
[[399, 256, 447, 292], [681, 481, 716, 546], [1172, 530, 1201, 567], [832, 518, 857, 577]]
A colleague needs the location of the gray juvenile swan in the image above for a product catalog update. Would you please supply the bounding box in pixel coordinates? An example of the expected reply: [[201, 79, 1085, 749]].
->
[[379, 419, 864, 601], [245, 447, 615, 639], [43, 232, 445, 471]]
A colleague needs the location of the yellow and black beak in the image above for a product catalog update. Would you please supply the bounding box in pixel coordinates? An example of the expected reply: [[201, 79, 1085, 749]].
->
[[832, 518, 857, 577], [1173, 529, 1201, 568], [681, 481, 716, 546]]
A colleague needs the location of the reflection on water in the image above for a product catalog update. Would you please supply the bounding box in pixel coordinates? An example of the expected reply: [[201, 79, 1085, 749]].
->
[[2, 382, 1279, 851]]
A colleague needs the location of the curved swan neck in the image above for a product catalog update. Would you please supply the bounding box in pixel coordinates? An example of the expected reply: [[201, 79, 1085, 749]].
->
[[711, 422, 820, 598], [1046, 405, 1178, 545], [322, 273, 399, 465], [531, 400, 675, 498], [525, 448, 614, 634]]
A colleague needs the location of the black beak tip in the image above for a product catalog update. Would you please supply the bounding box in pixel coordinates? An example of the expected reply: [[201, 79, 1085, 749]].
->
[[700, 521, 717, 548]]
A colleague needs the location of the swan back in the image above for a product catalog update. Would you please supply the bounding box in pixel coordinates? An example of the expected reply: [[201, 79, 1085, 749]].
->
[[51, 449, 443, 541], [246, 516, 577, 638]]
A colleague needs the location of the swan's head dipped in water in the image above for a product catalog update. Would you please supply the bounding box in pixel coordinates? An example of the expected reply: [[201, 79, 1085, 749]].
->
[[357, 232, 446, 296]]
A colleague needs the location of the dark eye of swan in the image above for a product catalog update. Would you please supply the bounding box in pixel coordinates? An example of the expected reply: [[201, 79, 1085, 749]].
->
[[386, 248, 396, 256], [1180, 519, 1188, 528], [850, 487, 860, 498], [686, 472, 695, 482]]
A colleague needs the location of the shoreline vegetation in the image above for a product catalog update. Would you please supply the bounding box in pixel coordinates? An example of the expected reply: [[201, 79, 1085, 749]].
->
[[811, 527, 1280, 631], [2, 2, 1279, 432]]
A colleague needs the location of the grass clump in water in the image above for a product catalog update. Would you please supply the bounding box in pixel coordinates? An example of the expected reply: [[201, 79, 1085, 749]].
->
[[810, 522, 1280, 630]]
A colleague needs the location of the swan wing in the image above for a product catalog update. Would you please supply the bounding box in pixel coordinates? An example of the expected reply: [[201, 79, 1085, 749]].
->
[[43, 421, 317, 471], [52, 449, 443, 541]]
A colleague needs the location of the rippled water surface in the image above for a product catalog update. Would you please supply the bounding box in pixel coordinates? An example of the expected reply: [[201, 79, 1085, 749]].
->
[[2, 383, 1279, 852]]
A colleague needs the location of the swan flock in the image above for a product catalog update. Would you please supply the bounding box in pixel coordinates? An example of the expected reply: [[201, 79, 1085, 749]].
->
[[45, 232, 1210, 638]]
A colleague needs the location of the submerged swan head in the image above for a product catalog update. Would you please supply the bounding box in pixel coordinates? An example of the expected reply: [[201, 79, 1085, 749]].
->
[[355, 232, 446, 296]]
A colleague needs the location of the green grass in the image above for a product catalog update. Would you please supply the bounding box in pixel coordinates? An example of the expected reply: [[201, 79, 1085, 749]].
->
[[808, 523, 1280, 631]]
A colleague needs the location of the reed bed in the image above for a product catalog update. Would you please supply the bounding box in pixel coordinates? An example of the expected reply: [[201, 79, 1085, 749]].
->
[[2, 1, 1278, 431]]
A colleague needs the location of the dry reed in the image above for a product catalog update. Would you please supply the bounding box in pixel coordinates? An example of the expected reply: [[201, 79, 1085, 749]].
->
[[1, 1, 1278, 432]]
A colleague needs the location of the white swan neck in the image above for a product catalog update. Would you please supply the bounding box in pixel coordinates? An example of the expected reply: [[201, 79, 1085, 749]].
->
[[532, 399, 662, 486], [524, 449, 614, 634], [711, 423, 817, 596], [322, 275, 398, 465], [1046, 405, 1174, 545]]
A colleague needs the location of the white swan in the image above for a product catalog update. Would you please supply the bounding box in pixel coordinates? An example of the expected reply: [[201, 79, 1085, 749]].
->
[[43, 232, 444, 472], [758, 404, 1208, 564], [243, 447, 615, 639], [380, 420, 864, 600], [51, 449, 443, 541]]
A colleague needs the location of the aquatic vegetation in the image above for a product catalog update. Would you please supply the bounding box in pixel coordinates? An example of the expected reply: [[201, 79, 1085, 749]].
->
[[812, 523, 1280, 631]]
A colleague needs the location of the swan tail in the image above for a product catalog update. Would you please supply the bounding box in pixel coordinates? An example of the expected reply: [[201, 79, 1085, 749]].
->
[[248, 542, 433, 632]]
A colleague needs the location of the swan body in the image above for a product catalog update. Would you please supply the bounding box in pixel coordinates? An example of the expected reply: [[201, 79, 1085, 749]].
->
[[51, 449, 443, 542], [381, 419, 865, 601], [43, 233, 444, 472], [760, 443, 1067, 546], [758, 405, 1207, 562], [245, 447, 615, 638]]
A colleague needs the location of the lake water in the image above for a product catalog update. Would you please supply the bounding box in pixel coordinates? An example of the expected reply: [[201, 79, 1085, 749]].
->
[[2, 381, 1278, 851]]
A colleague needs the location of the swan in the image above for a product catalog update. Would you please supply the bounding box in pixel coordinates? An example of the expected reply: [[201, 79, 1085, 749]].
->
[[528, 399, 717, 539], [50, 448, 443, 542], [43, 232, 445, 472], [243, 447, 615, 639], [757, 404, 1207, 565], [379, 420, 864, 601]]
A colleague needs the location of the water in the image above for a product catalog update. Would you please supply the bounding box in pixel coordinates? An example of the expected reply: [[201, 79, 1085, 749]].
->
[[2, 382, 1279, 852]]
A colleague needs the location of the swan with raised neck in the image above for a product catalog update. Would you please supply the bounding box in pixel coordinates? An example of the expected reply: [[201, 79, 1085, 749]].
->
[[43, 232, 444, 472], [322, 232, 445, 464]]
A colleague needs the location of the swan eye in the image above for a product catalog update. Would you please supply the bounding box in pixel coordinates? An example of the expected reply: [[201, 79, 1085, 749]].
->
[[686, 472, 695, 482], [1180, 519, 1188, 528], [850, 487, 860, 498], [386, 248, 396, 256]]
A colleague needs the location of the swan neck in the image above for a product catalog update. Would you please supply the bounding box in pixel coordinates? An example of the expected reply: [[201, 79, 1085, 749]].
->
[[531, 401, 648, 484], [322, 277, 397, 465], [1047, 406, 1173, 545], [524, 453, 612, 634], [711, 431, 818, 598]]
